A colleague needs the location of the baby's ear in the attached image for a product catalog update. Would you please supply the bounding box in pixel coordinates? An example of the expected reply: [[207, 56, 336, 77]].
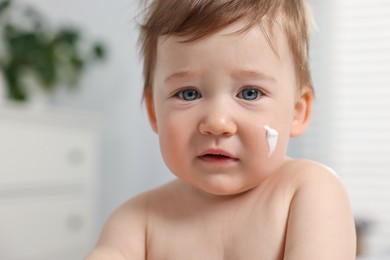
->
[[145, 87, 158, 133], [290, 86, 314, 137]]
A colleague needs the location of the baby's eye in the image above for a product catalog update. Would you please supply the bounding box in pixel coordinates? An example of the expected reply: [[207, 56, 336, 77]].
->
[[177, 89, 201, 101], [237, 88, 262, 101]]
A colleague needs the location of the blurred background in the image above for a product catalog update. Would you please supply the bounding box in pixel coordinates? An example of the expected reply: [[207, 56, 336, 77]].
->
[[0, 0, 389, 259]]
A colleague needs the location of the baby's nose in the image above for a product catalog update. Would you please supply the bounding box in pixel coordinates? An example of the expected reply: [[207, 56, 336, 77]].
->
[[198, 103, 237, 136]]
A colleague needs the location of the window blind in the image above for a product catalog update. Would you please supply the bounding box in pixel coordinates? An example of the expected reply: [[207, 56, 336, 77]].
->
[[295, 0, 390, 255], [330, 0, 390, 254]]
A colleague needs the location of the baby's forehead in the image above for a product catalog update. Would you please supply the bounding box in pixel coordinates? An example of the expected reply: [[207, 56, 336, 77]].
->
[[153, 20, 297, 86], [156, 19, 288, 61]]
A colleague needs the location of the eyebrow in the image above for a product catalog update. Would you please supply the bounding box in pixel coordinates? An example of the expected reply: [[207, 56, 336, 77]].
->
[[164, 70, 200, 84], [164, 69, 276, 83], [231, 69, 276, 82]]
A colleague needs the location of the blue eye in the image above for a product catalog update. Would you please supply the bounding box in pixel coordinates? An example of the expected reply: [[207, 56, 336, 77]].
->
[[177, 89, 201, 101], [238, 88, 262, 101]]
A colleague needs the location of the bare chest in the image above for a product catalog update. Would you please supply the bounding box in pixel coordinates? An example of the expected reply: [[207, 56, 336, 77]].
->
[[146, 198, 290, 260]]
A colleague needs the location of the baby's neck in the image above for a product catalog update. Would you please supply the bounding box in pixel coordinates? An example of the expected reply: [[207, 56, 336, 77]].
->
[[179, 180, 261, 207]]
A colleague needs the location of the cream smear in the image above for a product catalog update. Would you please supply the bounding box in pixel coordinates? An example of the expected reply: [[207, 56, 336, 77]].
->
[[264, 125, 279, 157]]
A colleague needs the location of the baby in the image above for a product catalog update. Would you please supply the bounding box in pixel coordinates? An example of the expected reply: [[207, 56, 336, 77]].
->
[[86, 0, 356, 259]]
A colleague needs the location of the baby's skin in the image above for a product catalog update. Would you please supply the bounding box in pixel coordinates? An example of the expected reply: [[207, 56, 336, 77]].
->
[[88, 159, 355, 259], [86, 19, 356, 259]]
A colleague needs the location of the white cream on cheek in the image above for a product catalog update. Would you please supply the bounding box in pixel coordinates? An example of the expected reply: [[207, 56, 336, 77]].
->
[[264, 125, 279, 157]]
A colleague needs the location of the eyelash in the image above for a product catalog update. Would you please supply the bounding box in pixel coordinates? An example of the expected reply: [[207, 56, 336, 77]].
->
[[174, 88, 202, 101], [236, 87, 265, 101]]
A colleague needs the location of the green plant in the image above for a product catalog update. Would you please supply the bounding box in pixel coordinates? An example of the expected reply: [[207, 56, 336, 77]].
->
[[0, 0, 106, 101]]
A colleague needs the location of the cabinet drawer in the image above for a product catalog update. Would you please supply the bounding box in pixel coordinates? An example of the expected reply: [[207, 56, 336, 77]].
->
[[0, 197, 95, 260], [0, 121, 97, 184]]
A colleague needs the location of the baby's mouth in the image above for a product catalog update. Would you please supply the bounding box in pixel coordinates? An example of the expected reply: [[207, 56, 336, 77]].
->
[[198, 151, 239, 162], [200, 154, 233, 159]]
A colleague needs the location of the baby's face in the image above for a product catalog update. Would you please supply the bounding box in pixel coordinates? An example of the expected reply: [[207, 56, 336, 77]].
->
[[148, 20, 308, 196]]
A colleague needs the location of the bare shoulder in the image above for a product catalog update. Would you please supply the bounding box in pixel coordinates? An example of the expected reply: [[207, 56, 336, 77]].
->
[[85, 192, 148, 260], [280, 159, 341, 184], [282, 159, 356, 259], [85, 181, 179, 260]]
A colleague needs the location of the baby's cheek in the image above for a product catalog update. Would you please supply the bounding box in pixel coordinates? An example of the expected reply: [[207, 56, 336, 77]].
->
[[244, 123, 270, 158], [245, 123, 283, 160], [158, 122, 184, 162]]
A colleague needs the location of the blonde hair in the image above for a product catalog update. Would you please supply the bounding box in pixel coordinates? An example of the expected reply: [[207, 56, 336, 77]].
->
[[139, 0, 315, 96]]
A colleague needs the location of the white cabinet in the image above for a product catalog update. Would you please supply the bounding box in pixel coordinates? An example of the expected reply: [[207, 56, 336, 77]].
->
[[0, 106, 99, 260]]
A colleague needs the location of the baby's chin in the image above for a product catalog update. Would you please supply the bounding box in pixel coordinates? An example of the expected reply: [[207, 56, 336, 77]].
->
[[187, 180, 263, 200]]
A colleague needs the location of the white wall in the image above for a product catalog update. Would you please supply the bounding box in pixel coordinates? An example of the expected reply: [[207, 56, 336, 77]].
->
[[19, 0, 173, 234]]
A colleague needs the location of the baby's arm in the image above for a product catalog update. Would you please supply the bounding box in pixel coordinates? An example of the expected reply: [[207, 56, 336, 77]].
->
[[283, 162, 356, 259], [85, 196, 147, 260]]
